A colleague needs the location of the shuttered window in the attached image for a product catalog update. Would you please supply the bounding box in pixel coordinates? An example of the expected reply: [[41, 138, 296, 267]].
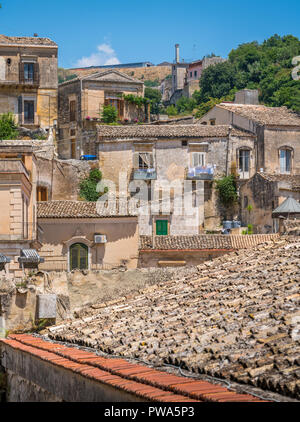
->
[[70, 243, 88, 270], [156, 220, 168, 236], [192, 152, 205, 167], [70, 101, 76, 122]]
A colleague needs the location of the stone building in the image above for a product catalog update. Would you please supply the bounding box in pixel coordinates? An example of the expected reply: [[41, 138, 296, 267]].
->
[[96, 124, 256, 234], [0, 34, 58, 130], [198, 90, 300, 232], [57, 70, 145, 159], [37, 201, 139, 271], [0, 142, 42, 280]]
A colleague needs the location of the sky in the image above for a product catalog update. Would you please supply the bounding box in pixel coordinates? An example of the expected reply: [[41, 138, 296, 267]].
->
[[1, 0, 300, 69]]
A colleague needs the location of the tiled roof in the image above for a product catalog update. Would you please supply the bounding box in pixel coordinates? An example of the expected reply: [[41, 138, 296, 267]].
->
[[217, 104, 300, 126], [1, 335, 265, 402], [97, 124, 254, 140], [37, 201, 135, 219], [0, 34, 57, 47], [259, 173, 300, 190], [48, 237, 300, 400], [139, 234, 279, 250]]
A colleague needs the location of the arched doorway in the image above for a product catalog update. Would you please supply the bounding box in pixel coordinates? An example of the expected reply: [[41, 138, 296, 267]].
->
[[69, 243, 89, 271]]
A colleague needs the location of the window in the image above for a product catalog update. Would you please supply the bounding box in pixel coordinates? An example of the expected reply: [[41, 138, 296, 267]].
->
[[209, 119, 216, 126], [192, 152, 205, 168], [239, 149, 250, 178], [37, 187, 48, 202], [70, 243, 88, 270], [24, 63, 34, 82], [280, 148, 292, 174], [194, 70, 198, 78], [156, 220, 168, 236], [24, 100, 35, 124], [70, 100, 76, 122], [136, 152, 154, 170], [190, 72, 192, 78], [244, 196, 249, 208]]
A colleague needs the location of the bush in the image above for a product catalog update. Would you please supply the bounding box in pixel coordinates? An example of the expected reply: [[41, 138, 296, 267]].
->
[[101, 105, 118, 124], [79, 169, 104, 202], [166, 105, 178, 116], [215, 175, 238, 207], [0, 113, 18, 140]]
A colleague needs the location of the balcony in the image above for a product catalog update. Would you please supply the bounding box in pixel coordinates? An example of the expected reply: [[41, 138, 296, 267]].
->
[[186, 165, 215, 181], [0, 159, 30, 179], [133, 168, 157, 180]]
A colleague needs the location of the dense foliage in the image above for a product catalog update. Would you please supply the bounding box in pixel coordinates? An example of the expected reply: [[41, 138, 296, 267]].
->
[[144, 87, 163, 114], [0, 113, 18, 140], [79, 169, 103, 202], [215, 175, 238, 207], [195, 34, 300, 115], [101, 104, 118, 123]]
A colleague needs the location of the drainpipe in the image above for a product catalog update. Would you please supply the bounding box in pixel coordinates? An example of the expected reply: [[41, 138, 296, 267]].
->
[[226, 126, 232, 176]]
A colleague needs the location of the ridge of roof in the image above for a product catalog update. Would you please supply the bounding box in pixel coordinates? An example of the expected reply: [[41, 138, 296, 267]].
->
[[216, 104, 300, 126], [97, 124, 255, 139], [0, 34, 57, 47]]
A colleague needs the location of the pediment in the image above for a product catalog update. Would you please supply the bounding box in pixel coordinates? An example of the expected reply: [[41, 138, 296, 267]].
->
[[84, 70, 142, 84]]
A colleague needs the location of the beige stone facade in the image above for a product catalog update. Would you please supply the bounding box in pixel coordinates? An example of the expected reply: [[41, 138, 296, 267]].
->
[[97, 125, 256, 233], [37, 201, 139, 271], [58, 70, 145, 159], [0, 35, 58, 130], [0, 144, 38, 280]]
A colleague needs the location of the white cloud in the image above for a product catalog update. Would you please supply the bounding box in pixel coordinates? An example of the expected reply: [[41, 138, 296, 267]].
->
[[75, 43, 121, 67]]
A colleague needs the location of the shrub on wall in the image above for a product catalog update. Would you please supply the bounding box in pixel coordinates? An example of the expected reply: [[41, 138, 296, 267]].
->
[[0, 113, 18, 140], [79, 169, 105, 202], [215, 175, 238, 207], [101, 105, 118, 124]]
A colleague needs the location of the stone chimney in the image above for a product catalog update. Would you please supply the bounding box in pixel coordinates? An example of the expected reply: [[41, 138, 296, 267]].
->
[[175, 44, 180, 64], [234, 89, 259, 105]]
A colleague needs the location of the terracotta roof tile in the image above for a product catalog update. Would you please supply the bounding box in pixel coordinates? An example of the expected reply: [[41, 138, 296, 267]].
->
[[0, 34, 57, 47], [139, 234, 279, 250], [1, 335, 266, 402], [47, 237, 300, 401], [217, 104, 300, 126], [37, 201, 136, 219], [97, 124, 254, 140]]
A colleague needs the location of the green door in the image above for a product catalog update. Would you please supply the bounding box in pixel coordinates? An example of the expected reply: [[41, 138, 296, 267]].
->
[[156, 220, 168, 236], [70, 243, 89, 270]]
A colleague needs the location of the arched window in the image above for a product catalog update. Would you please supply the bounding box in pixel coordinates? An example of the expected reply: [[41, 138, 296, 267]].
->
[[70, 243, 88, 271], [279, 148, 292, 174]]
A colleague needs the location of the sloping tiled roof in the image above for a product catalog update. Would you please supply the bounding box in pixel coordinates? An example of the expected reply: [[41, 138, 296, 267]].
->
[[217, 104, 300, 126], [259, 173, 300, 191], [97, 124, 254, 140], [48, 237, 300, 400], [272, 197, 300, 216], [139, 234, 279, 250], [0, 34, 57, 47], [37, 201, 135, 219], [2, 335, 265, 402]]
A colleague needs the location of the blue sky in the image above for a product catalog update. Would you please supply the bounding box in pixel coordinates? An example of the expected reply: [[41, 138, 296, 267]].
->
[[1, 0, 300, 68]]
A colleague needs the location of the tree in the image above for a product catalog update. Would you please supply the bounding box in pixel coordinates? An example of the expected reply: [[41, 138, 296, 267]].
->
[[144, 87, 162, 114], [175, 96, 196, 114], [101, 104, 118, 124], [79, 169, 104, 202], [0, 113, 18, 140], [195, 34, 300, 113]]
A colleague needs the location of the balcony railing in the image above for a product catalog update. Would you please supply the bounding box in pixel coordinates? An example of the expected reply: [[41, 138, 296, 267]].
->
[[133, 168, 157, 180], [186, 165, 215, 180]]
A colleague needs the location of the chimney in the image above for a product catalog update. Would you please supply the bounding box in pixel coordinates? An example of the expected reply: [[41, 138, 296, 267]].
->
[[175, 44, 180, 64]]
